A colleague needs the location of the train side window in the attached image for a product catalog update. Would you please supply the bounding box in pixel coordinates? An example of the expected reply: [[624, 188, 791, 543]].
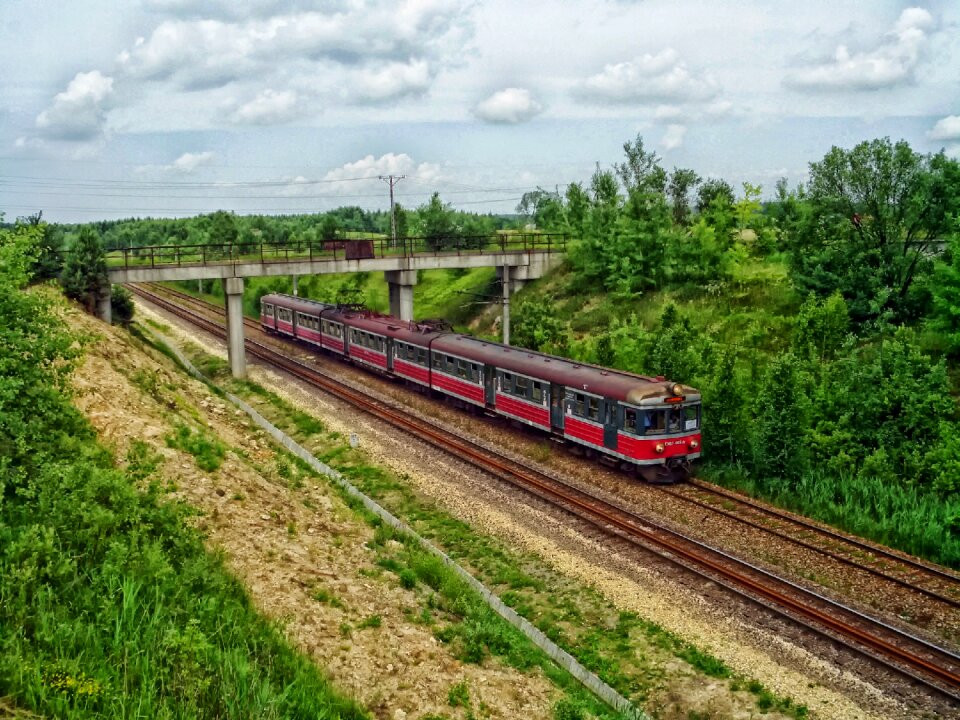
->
[[432, 353, 443, 370], [575, 393, 585, 417], [587, 396, 599, 421], [515, 375, 528, 397], [456, 359, 468, 379], [377, 336, 384, 353], [668, 409, 683, 432], [471, 363, 481, 383], [417, 348, 427, 366], [683, 405, 699, 430], [501, 372, 512, 392], [623, 408, 638, 433], [531, 381, 543, 404]]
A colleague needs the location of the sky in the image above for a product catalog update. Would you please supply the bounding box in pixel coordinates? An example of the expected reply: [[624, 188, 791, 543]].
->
[[1, 0, 959, 222]]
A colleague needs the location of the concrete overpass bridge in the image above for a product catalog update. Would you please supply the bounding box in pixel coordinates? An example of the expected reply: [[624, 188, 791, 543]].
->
[[104, 233, 567, 377]]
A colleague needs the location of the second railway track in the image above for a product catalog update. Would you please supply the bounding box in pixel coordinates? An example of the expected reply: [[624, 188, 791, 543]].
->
[[130, 282, 960, 708]]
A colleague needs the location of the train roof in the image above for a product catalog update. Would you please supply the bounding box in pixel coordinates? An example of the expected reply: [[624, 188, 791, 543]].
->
[[432, 334, 699, 405], [325, 308, 450, 345], [262, 293, 336, 316], [262, 293, 700, 404]]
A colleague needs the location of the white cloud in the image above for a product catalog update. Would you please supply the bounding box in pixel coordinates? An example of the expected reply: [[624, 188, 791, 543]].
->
[[578, 49, 718, 104], [230, 89, 300, 124], [350, 60, 431, 102], [172, 150, 215, 172], [321, 153, 446, 193], [929, 115, 960, 142], [118, 2, 474, 98], [473, 87, 543, 124], [784, 7, 935, 91], [660, 123, 686, 151], [35, 70, 114, 141]]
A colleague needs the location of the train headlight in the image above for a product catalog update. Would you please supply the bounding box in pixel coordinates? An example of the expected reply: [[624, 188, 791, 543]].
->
[[689, 440, 699, 450], [671, 383, 684, 396], [655, 442, 665, 454]]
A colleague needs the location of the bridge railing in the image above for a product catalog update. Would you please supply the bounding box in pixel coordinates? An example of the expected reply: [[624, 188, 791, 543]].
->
[[105, 232, 568, 269]]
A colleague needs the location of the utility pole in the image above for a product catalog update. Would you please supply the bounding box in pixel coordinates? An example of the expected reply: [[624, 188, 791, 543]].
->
[[379, 174, 405, 247]]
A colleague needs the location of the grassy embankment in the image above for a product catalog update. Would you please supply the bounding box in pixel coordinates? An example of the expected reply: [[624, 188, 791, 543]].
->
[[0, 292, 368, 719], [181, 337, 810, 720]]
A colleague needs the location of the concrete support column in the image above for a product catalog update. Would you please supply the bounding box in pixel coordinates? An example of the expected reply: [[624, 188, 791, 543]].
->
[[384, 270, 417, 322], [97, 285, 112, 324], [500, 266, 512, 346], [291, 274, 299, 297], [224, 277, 246, 379]]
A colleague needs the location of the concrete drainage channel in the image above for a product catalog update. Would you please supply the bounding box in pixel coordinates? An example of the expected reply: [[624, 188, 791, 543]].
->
[[149, 325, 647, 720]]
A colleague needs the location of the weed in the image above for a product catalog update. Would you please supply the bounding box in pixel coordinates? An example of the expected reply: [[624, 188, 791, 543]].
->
[[165, 423, 226, 472], [357, 615, 382, 630], [398, 569, 417, 590], [447, 681, 470, 708], [311, 588, 346, 611]]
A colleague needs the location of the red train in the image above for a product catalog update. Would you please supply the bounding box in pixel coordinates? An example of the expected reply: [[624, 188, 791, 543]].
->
[[261, 293, 701, 482]]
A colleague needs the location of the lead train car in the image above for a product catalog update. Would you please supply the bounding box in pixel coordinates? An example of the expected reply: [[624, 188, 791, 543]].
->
[[261, 293, 701, 482]]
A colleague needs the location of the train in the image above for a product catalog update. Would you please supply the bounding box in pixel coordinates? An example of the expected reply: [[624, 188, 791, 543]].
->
[[260, 293, 701, 482]]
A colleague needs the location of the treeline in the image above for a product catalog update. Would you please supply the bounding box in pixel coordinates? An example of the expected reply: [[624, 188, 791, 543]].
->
[[30, 195, 516, 257], [507, 135, 960, 564]]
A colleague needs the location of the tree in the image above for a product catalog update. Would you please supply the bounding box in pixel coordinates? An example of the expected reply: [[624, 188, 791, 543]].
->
[[110, 285, 135, 325], [319, 215, 340, 242], [696, 178, 735, 215], [789, 138, 955, 323], [703, 350, 743, 465], [614, 134, 666, 194], [564, 182, 590, 237], [209, 210, 239, 247], [753, 353, 808, 482], [927, 219, 960, 356], [418, 192, 458, 250], [667, 168, 700, 226], [61, 227, 109, 314], [393, 202, 409, 241]]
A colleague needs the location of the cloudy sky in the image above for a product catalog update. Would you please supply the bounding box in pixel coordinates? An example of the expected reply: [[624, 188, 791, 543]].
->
[[2, 0, 959, 222]]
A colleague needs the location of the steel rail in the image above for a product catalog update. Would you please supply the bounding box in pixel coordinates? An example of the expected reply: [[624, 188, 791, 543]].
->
[[687, 480, 960, 587], [129, 283, 960, 702], [660, 485, 960, 609]]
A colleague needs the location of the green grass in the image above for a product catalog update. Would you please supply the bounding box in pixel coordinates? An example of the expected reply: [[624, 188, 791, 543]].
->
[[165, 422, 227, 472], [0, 422, 366, 720]]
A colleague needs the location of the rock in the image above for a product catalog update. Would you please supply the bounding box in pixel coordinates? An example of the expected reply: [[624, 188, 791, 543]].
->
[[216, 488, 225, 496], [393, 710, 406, 720], [261, 513, 271, 521]]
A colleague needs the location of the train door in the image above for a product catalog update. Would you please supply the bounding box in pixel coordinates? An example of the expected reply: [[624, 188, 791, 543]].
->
[[603, 401, 619, 450], [550, 383, 565, 431], [386, 338, 394, 372], [483, 364, 496, 405]]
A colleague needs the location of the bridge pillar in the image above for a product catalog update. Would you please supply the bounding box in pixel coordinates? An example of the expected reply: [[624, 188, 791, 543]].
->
[[385, 270, 417, 322], [498, 266, 512, 346], [97, 286, 112, 324], [224, 277, 246, 379]]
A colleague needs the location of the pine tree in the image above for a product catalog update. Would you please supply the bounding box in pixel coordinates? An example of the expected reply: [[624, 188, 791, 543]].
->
[[61, 227, 109, 315]]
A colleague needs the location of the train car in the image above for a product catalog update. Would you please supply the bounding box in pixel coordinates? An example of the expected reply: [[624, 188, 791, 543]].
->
[[260, 293, 701, 482], [430, 335, 700, 482]]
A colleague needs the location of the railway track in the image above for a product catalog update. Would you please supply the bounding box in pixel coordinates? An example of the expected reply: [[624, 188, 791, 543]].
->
[[661, 482, 960, 610], [129, 282, 960, 706]]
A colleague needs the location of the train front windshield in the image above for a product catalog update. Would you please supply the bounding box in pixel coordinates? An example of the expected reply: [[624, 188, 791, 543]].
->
[[625, 405, 700, 435]]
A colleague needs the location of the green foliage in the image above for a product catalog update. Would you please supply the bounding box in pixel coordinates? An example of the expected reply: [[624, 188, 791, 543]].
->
[[208, 210, 239, 246], [419, 192, 459, 250], [447, 681, 470, 707], [927, 220, 960, 356], [808, 329, 955, 484], [792, 292, 849, 361], [789, 138, 956, 323], [60, 226, 109, 314], [110, 285, 135, 325], [512, 296, 569, 354], [165, 424, 227, 472], [702, 351, 743, 465], [752, 353, 808, 482]]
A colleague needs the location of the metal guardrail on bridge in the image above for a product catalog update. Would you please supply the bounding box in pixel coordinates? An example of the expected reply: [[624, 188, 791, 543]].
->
[[104, 233, 568, 270]]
